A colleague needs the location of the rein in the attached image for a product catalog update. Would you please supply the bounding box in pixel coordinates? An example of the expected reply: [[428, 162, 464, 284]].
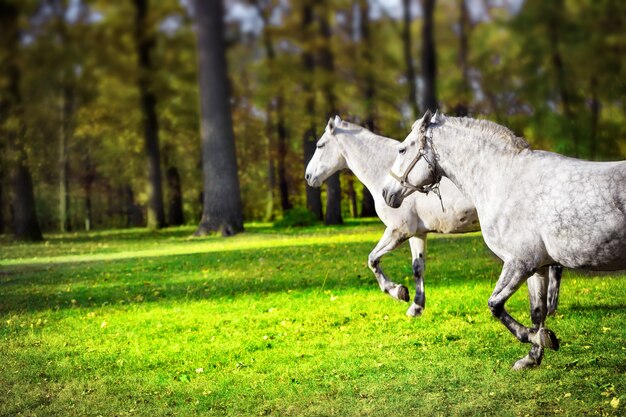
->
[[388, 127, 445, 211]]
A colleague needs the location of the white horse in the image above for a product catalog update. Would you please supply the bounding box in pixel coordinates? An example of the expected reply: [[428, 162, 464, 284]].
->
[[306, 116, 561, 317], [382, 110, 626, 368]]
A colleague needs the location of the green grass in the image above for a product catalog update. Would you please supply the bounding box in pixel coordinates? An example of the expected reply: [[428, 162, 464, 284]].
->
[[1, 221, 625, 416]]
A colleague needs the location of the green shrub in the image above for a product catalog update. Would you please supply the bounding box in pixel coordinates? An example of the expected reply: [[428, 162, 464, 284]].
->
[[273, 207, 319, 228]]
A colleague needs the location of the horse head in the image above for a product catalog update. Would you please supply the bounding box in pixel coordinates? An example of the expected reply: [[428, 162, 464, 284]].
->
[[382, 110, 444, 208], [304, 116, 348, 188]]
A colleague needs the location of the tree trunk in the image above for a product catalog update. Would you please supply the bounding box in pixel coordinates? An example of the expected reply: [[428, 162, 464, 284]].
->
[[1, 1, 43, 241], [402, 0, 419, 119], [546, 0, 577, 157], [255, 1, 292, 213], [275, 95, 291, 212], [0, 131, 4, 235], [454, 0, 470, 117], [58, 84, 73, 232], [166, 166, 184, 226], [359, 0, 377, 217], [346, 175, 357, 218], [84, 187, 92, 231], [264, 102, 276, 221], [421, 0, 438, 113], [325, 173, 343, 224], [124, 185, 144, 228], [0, 170, 4, 234], [318, 3, 342, 225], [589, 76, 600, 160], [133, 0, 166, 229], [12, 164, 43, 240], [83, 153, 94, 231], [301, 0, 323, 220], [50, 0, 74, 233], [194, 0, 244, 236], [49, 0, 74, 232]]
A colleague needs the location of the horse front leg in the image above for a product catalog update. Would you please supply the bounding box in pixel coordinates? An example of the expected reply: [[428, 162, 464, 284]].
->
[[547, 265, 563, 316], [368, 226, 410, 302], [513, 267, 550, 370], [488, 261, 559, 367], [407, 235, 427, 317]]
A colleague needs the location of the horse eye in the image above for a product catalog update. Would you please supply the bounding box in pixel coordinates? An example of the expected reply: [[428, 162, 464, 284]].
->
[[317, 143, 325, 149], [399, 148, 406, 155]]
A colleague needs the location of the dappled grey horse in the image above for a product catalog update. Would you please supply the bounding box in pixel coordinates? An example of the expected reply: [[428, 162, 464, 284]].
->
[[305, 116, 562, 317], [382, 111, 626, 368]]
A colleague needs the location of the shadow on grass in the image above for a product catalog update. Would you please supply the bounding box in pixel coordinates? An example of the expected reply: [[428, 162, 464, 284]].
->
[[0, 241, 372, 315], [14, 234, 623, 317], [0, 226, 195, 246], [0, 234, 501, 315], [0, 219, 384, 247], [564, 303, 626, 313]]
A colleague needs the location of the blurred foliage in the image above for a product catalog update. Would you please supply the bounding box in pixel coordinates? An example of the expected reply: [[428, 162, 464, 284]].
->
[[273, 207, 321, 228], [0, 0, 624, 232]]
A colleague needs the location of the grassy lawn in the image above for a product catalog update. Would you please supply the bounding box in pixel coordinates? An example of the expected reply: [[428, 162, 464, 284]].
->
[[1, 221, 625, 416]]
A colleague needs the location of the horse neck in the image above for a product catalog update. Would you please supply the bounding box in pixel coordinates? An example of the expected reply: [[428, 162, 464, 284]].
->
[[336, 129, 397, 194], [433, 123, 523, 208]]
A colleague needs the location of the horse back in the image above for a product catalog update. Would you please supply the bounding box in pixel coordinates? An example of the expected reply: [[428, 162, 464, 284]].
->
[[534, 155, 626, 270]]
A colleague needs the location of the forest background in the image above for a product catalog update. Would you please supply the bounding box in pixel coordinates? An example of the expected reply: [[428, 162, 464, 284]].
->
[[1, 0, 625, 239]]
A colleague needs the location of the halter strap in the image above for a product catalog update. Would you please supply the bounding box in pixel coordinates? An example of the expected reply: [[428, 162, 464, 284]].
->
[[388, 127, 445, 211]]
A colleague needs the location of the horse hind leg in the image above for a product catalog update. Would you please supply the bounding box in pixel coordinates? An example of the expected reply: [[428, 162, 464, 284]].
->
[[406, 236, 426, 317], [513, 268, 553, 370], [368, 227, 410, 302], [547, 265, 563, 316], [488, 262, 559, 369]]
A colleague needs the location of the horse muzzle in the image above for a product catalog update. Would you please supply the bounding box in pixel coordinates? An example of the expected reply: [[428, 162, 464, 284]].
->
[[305, 173, 321, 188], [382, 187, 403, 208]]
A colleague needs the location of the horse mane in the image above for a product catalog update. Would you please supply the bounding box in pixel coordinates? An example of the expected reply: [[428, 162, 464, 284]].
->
[[443, 116, 530, 152], [335, 119, 396, 144]]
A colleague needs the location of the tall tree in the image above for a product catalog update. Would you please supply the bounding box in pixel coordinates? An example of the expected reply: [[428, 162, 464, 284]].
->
[[58, 84, 73, 232], [0, 1, 43, 241], [359, 0, 376, 217], [301, 0, 323, 220], [317, 2, 342, 225], [193, 0, 244, 236], [402, 0, 419, 119], [263, 101, 277, 220], [165, 165, 184, 225], [0, 164, 4, 234], [254, 0, 292, 213], [421, 0, 438, 112], [133, 0, 166, 229], [454, 0, 470, 116], [545, 0, 578, 156], [48, 0, 75, 232], [82, 152, 95, 231], [163, 145, 184, 225]]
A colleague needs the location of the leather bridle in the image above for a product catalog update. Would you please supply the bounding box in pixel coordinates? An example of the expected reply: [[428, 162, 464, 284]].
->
[[388, 127, 442, 198]]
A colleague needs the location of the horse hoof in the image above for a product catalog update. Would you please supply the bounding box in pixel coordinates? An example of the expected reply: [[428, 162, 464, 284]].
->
[[537, 328, 560, 351], [397, 285, 410, 302], [406, 303, 423, 317], [512, 354, 540, 370], [389, 285, 410, 301]]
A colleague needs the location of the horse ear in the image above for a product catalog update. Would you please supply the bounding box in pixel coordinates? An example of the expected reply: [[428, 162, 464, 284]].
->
[[432, 110, 444, 124], [326, 117, 335, 134], [423, 110, 433, 123], [416, 110, 432, 132], [334, 115, 342, 126]]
